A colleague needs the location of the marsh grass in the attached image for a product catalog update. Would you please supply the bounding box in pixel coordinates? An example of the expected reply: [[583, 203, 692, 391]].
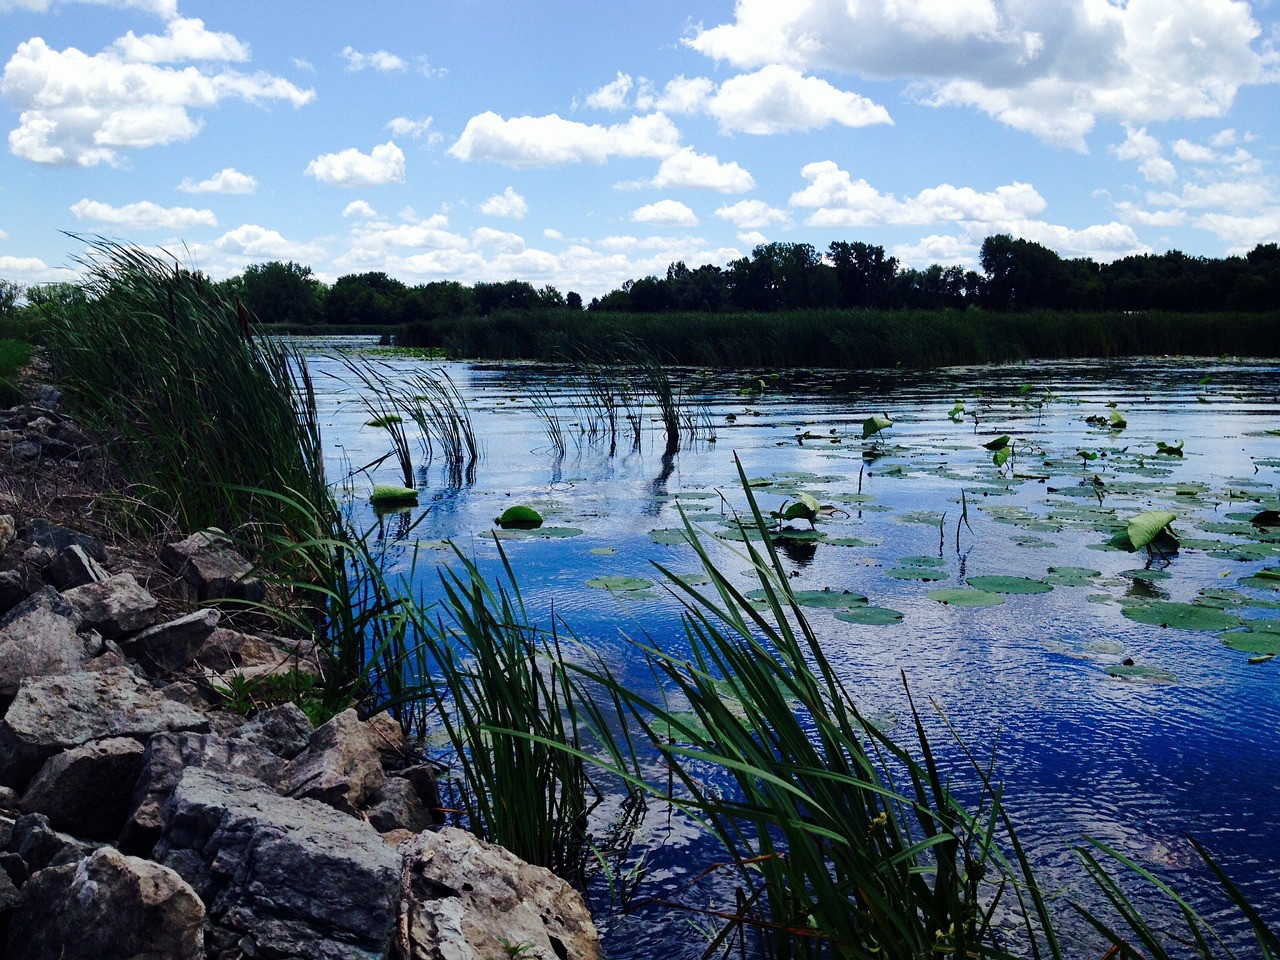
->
[[0, 338, 32, 405]]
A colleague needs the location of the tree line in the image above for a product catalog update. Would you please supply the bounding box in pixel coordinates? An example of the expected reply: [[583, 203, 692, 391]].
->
[[2, 235, 1277, 334]]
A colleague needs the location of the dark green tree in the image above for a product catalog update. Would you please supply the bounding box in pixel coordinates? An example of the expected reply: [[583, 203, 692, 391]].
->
[[239, 261, 325, 325]]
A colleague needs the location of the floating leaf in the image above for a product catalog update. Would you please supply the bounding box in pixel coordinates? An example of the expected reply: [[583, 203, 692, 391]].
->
[[966, 575, 1053, 595], [1106, 663, 1175, 682], [747, 588, 868, 609], [835, 606, 905, 625], [365, 414, 403, 428], [1240, 567, 1280, 591], [370, 484, 417, 505], [862, 413, 893, 439], [927, 588, 1004, 607], [983, 435, 1011, 451], [887, 567, 949, 582], [495, 505, 544, 529], [649, 528, 690, 546], [1220, 622, 1280, 655], [947, 401, 965, 422], [1155, 439, 1185, 457], [1125, 510, 1177, 551], [1121, 601, 1245, 631], [1108, 409, 1128, 429], [587, 575, 654, 592], [1046, 566, 1101, 586], [493, 526, 583, 540]]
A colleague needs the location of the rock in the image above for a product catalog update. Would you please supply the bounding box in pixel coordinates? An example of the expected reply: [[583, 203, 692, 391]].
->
[[398, 764, 445, 824], [199, 625, 325, 678], [0, 667, 210, 789], [121, 731, 287, 855], [0, 587, 89, 699], [364, 710, 406, 754], [20, 737, 146, 840], [6, 847, 204, 960], [20, 518, 107, 564], [400, 827, 603, 960], [230, 701, 314, 759], [0, 570, 25, 617], [10, 813, 100, 874], [157, 768, 399, 960], [0, 514, 14, 552], [365, 776, 430, 834], [45, 544, 108, 590], [62, 573, 159, 641], [281, 708, 384, 815], [123, 606, 220, 673], [161, 530, 264, 602]]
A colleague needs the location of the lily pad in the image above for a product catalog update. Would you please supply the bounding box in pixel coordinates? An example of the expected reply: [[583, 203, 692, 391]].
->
[[649, 528, 690, 546], [1046, 566, 1101, 586], [927, 588, 1004, 607], [495, 505, 544, 529], [493, 526, 583, 540], [1121, 602, 1245, 632], [966, 576, 1052, 595], [1220, 622, 1280, 655], [587, 575, 655, 592], [834, 606, 905, 626], [1240, 567, 1280, 591], [370, 484, 418, 506], [747, 588, 868, 609], [862, 414, 893, 439], [1105, 663, 1176, 682], [1125, 510, 1177, 551], [886, 567, 949, 582]]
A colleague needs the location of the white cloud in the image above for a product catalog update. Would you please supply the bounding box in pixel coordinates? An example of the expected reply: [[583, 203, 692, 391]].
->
[[708, 65, 892, 134], [737, 230, 768, 247], [1195, 210, 1280, 250], [1114, 202, 1187, 228], [790, 160, 1046, 227], [2, 36, 314, 166], [1147, 180, 1272, 213], [714, 199, 791, 229], [0, 0, 177, 16], [479, 186, 528, 219], [292, 57, 315, 72], [448, 111, 682, 168], [687, 0, 1279, 150], [207, 224, 323, 260], [653, 75, 715, 114], [386, 116, 436, 140], [648, 148, 754, 193], [341, 46, 406, 72], [112, 17, 249, 63], [0, 254, 77, 285], [632, 200, 698, 226], [69, 197, 217, 229], [890, 234, 978, 268], [305, 141, 406, 187], [471, 226, 526, 253], [1111, 125, 1177, 185], [586, 72, 633, 110], [342, 200, 379, 219], [178, 167, 257, 194]]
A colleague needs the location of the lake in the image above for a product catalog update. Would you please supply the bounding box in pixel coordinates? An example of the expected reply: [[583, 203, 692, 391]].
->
[[302, 340, 1280, 957]]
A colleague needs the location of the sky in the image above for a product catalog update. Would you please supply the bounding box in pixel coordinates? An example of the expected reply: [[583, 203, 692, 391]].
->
[[1, 0, 1278, 300]]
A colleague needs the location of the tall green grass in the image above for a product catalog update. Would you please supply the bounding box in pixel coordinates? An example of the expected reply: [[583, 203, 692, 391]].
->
[[0, 338, 32, 405]]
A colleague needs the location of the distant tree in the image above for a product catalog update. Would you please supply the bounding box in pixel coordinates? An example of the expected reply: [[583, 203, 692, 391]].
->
[[397, 280, 474, 323], [828, 241, 898, 308], [325, 272, 406, 325], [980, 234, 1070, 309], [239, 261, 325, 325], [0, 279, 20, 320], [473, 280, 538, 313], [566, 291, 583, 310]]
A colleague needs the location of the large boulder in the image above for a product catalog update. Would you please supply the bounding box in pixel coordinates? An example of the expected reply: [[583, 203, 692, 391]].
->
[[161, 530, 264, 602], [230, 701, 314, 760], [0, 667, 210, 788], [20, 736, 146, 840], [0, 587, 89, 699], [121, 730, 288, 854], [45, 544, 108, 590], [6, 846, 204, 960], [62, 572, 159, 641], [400, 828, 603, 960], [156, 767, 400, 960], [123, 606, 221, 673], [20, 518, 106, 564], [281, 708, 384, 815]]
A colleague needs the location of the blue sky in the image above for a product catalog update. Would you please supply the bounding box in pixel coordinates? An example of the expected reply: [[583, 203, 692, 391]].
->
[[1, 0, 1278, 299]]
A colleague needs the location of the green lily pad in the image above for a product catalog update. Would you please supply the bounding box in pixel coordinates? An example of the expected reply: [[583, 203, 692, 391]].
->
[[927, 588, 1004, 607], [1240, 567, 1280, 591], [886, 567, 950, 582], [1121, 602, 1245, 631], [898, 555, 946, 567], [966, 576, 1052, 595], [747, 588, 868, 609], [1125, 510, 1177, 550], [370, 484, 418, 505], [1120, 569, 1172, 581], [824, 537, 879, 547], [1046, 566, 1101, 586], [495, 505, 544, 529], [649, 528, 690, 546], [1220, 622, 1280, 655], [493, 526, 583, 540], [1106, 663, 1176, 682], [587, 575, 655, 592], [834, 606, 905, 626], [862, 414, 893, 439]]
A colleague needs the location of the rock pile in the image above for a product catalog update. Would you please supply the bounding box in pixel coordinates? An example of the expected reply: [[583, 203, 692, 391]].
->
[[0, 387, 602, 959]]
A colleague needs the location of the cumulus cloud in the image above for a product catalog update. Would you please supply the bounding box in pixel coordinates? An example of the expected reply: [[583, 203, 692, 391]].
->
[[471, 227, 526, 253], [341, 46, 406, 72], [652, 74, 716, 115], [386, 116, 436, 140], [206, 223, 324, 261], [632, 200, 698, 226], [448, 111, 682, 168], [790, 160, 1046, 227], [0, 0, 178, 16], [714, 199, 791, 229], [178, 167, 257, 194], [708, 64, 893, 134], [69, 197, 217, 229], [586, 72, 633, 110], [1110, 125, 1177, 185], [305, 141, 406, 187], [0, 254, 77, 286], [479, 186, 528, 219], [112, 17, 249, 63], [890, 234, 979, 268], [686, 0, 1279, 149], [343, 200, 379, 219], [2, 36, 314, 166], [648, 148, 755, 193]]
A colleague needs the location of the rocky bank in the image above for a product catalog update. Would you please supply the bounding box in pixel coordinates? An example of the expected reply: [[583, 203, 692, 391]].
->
[[0, 378, 602, 959]]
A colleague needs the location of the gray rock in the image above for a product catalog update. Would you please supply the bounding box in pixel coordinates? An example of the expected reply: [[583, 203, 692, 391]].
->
[[157, 767, 399, 960], [20, 737, 146, 840], [0, 587, 89, 699], [161, 530, 264, 602], [198, 625, 324, 677], [0, 667, 210, 789], [400, 827, 603, 960], [62, 573, 159, 641], [45, 544, 108, 590], [366, 776, 431, 834], [121, 730, 287, 855], [6, 846, 204, 960], [21, 518, 107, 563], [0, 569, 25, 616], [10, 813, 101, 874], [123, 606, 220, 673], [231, 701, 314, 759], [281, 708, 384, 816], [398, 764, 445, 824], [0, 514, 14, 552]]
